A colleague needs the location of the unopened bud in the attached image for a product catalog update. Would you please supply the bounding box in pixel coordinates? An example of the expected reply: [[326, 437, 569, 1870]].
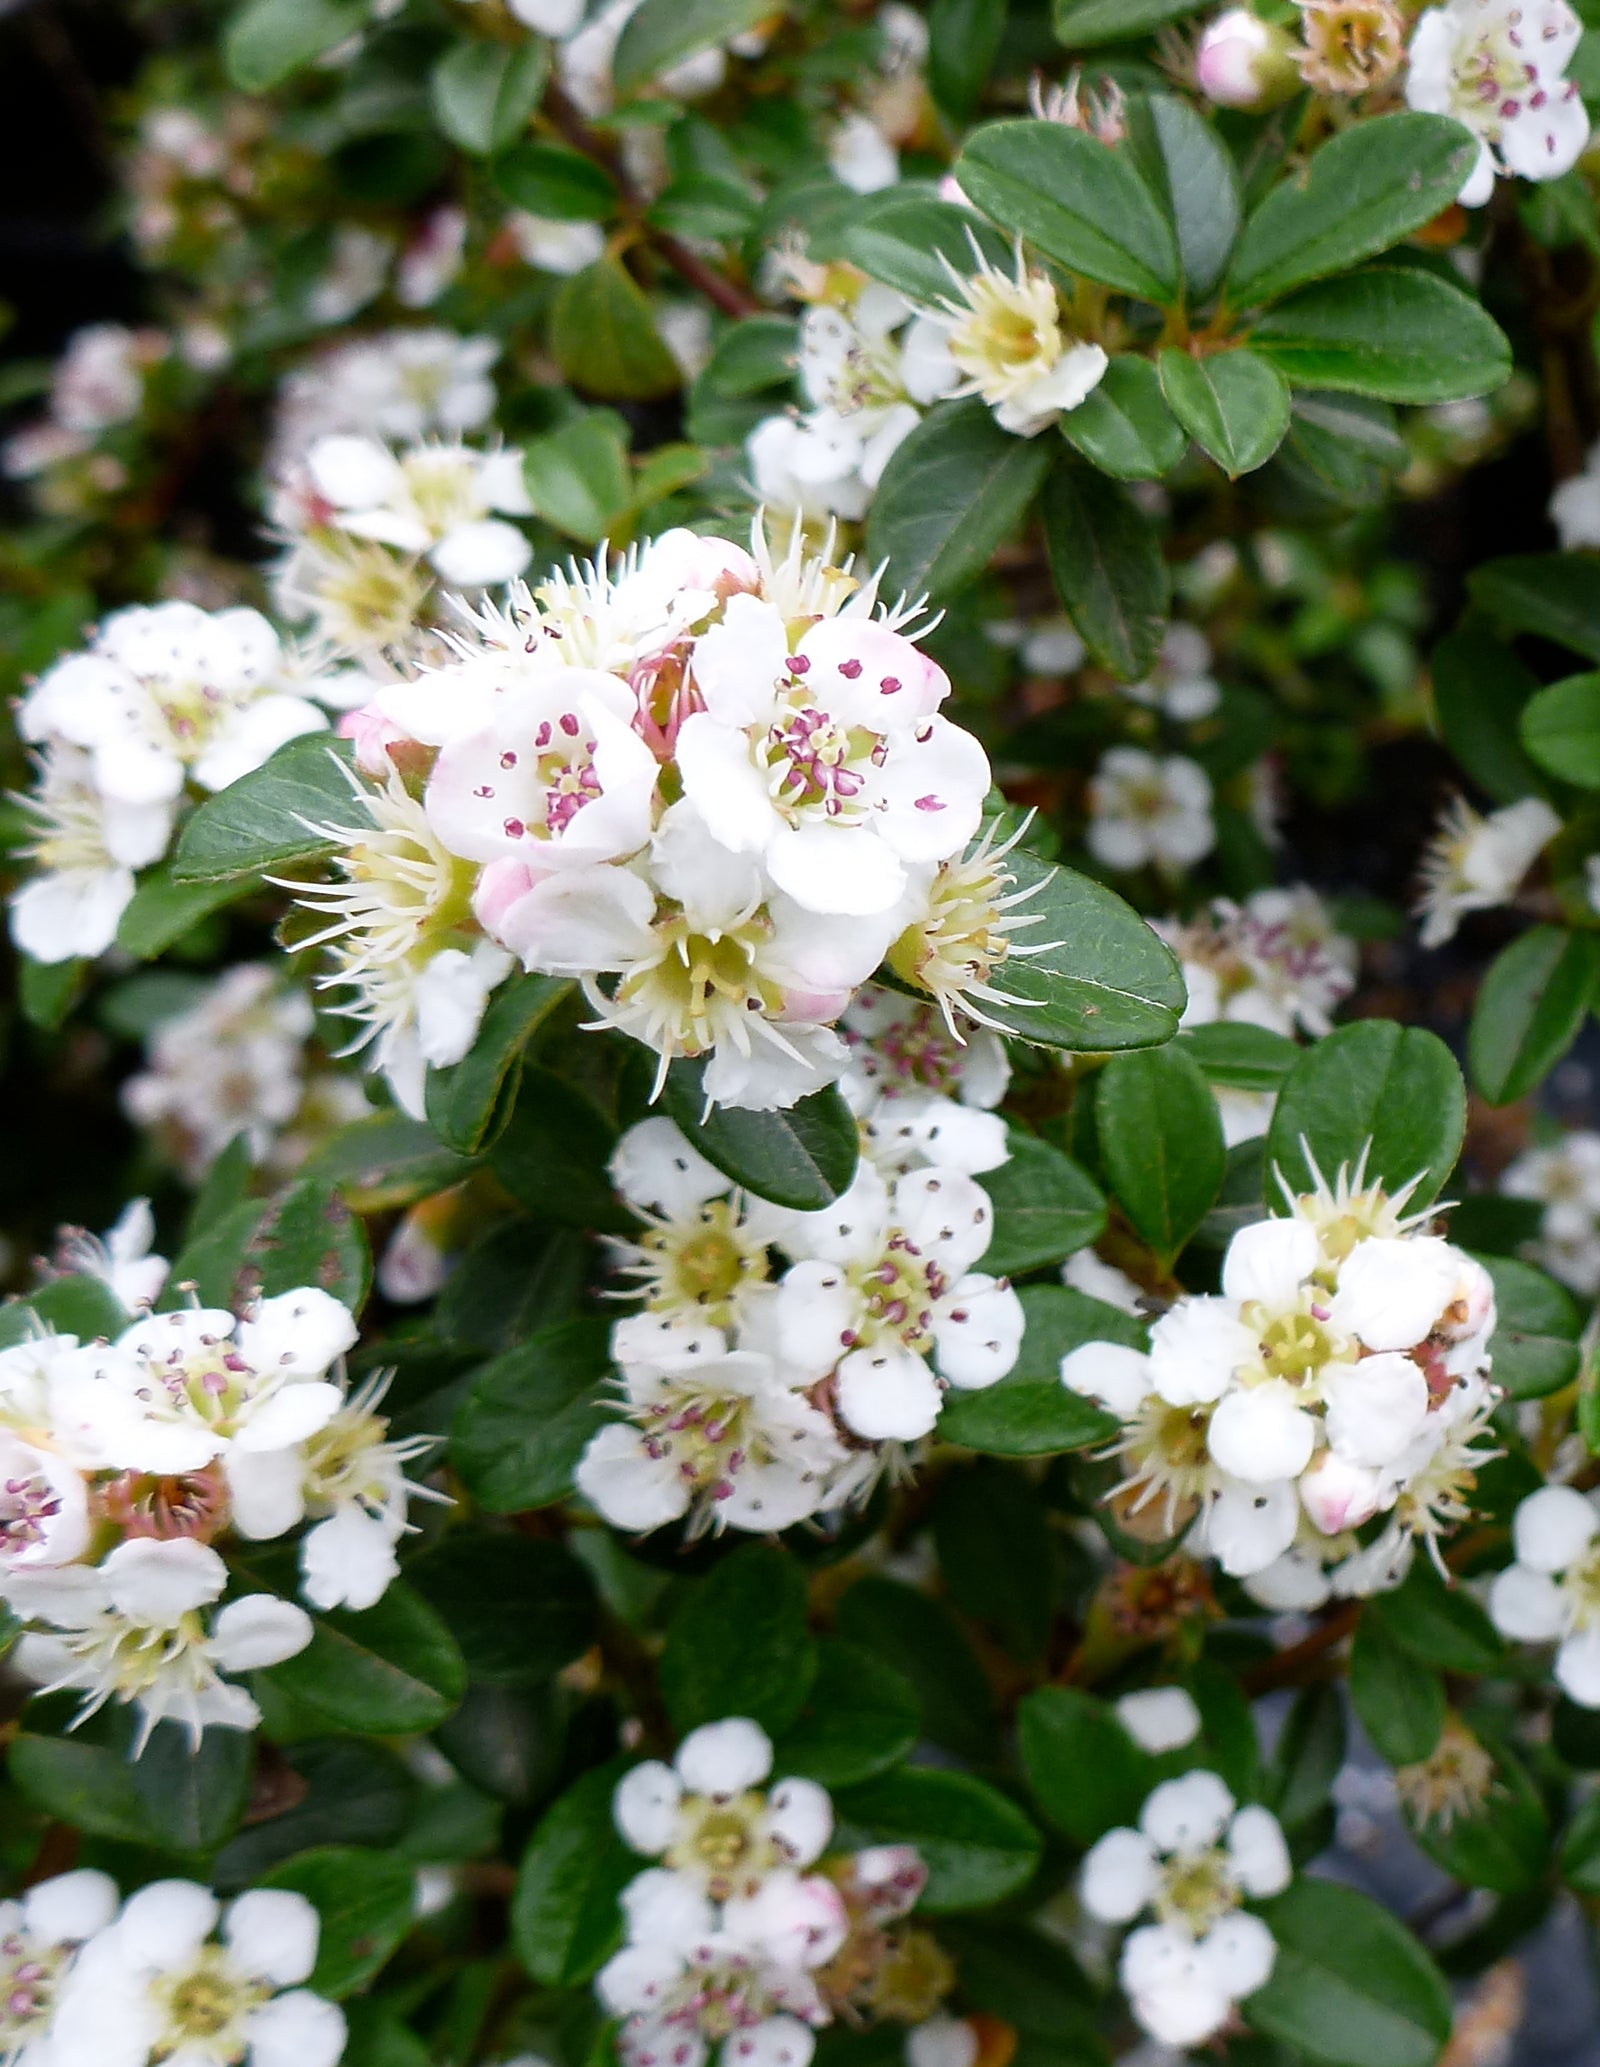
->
[[1195, 8, 1301, 109]]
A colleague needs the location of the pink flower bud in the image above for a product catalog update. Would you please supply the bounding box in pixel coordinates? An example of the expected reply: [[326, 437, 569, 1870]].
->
[[1196, 9, 1300, 109], [1299, 1450, 1383, 1536], [339, 702, 408, 775]]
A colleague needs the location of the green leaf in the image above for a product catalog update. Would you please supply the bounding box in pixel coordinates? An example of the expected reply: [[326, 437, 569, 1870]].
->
[[1468, 553, 1600, 660], [1158, 347, 1291, 476], [835, 1576, 999, 1764], [116, 866, 243, 959], [1179, 1021, 1300, 1091], [613, 0, 774, 93], [1059, 355, 1187, 480], [436, 1219, 586, 1354], [929, 0, 1006, 118], [837, 198, 1012, 308], [866, 397, 1053, 605], [1042, 455, 1170, 680], [1097, 1045, 1226, 1269], [956, 119, 1179, 302], [248, 1177, 371, 1310], [661, 1543, 818, 1736], [164, 1198, 269, 1311], [491, 141, 618, 221], [1350, 1612, 1446, 1767], [1409, 1742, 1550, 1894], [663, 1063, 859, 1209], [1267, 1683, 1346, 1831], [1265, 1020, 1466, 1213], [1559, 1787, 1600, 1892], [1228, 114, 1479, 309], [918, 846, 1185, 1052], [512, 1763, 636, 1985], [1472, 1251, 1582, 1401], [262, 1848, 416, 1997], [1018, 1687, 1150, 1845], [431, 40, 547, 156], [520, 416, 632, 544], [213, 1739, 416, 1886], [1522, 669, 1600, 785], [696, 315, 797, 397], [549, 257, 681, 402], [1469, 926, 1600, 1106], [979, 1131, 1106, 1275], [223, 0, 366, 90], [28, 1273, 131, 1340], [1430, 626, 1548, 806], [12, 1698, 252, 1853], [1245, 1878, 1452, 2067], [649, 175, 759, 243], [937, 1280, 1128, 1456], [451, 1317, 613, 1511], [772, 1638, 920, 1788], [19, 956, 85, 1031], [489, 1065, 627, 1230], [1052, 0, 1202, 42], [933, 1461, 1055, 1662], [1369, 1558, 1504, 1674], [255, 1582, 468, 1736], [834, 1768, 1041, 1911], [425, 973, 572, 1155], [173, 735, 355, 883], [1281, 389, 1407, 506], [301, 1112, 476, 1214], [1126, 94, 1240, 301], [1250, 265, 1513, 403], [409, 1531, 596, 1686]]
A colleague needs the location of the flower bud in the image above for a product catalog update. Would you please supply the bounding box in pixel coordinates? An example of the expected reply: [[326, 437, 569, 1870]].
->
[[1299, 1449, 1383, 1535], [1195, 9, 1301, 109]]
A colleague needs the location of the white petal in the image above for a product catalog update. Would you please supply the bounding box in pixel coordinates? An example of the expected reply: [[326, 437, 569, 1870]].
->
[[1227, 1805, 1291, 1898], [1488, 1563, 1570, 1643], [308, 435, 404, 508], [932, 1278, 1024, 1390], [1202, 1475, 1301, 1577], [101, 1537, 227, 1622], [1221, 1217, 1319, 1305], [1060, 1341, 1153, 1419], [21, 1868, 119, 1945], [234, 1381, 344, 1452], [116, 1879, 220, 1966], [1321, 1352, 1431, 1469], [299, 1508, 400, 1613], [725, 2016, 816, 2067], [1140, 1770, 1235, 1852], [619, 1867, 716, 1952], [1196, 1908, 1277, 1997], [1206, 1382, 1316, 1483], [244, 1990, 348, 2067], [609, 1116, 729, 1216], [836, 1342, 943, 1441], [768, 1778, 832, 1866], [224, 1888, 320, 1986], [236, 1287, 358, 1377], [766, 823, 907, 918], [1147, 1297, 1255, 1406], [1079, 1827, 1159, 1923], [1328, 1236, 1460, 1352], [210, 1594, 314, 1669], [1514, 1483, 1600, 1574], [613, 1762, 683, 1854], [1557, 1624, 1600, 1708], [576, 1424, 692, 1532], [892, 1167, 994, 1278], [677, 1716, 773, 1795], [1115, 1686, 1201, 1755]]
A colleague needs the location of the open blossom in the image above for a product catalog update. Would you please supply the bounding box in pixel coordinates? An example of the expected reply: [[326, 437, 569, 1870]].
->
[[1062, 1156, 1498, 1584], [289, 433, 534, 589], [1489, 1484, 1600, 1704], [1501, 1130, 1600, 1295], [51, 1880, 345, 2067], [0, 1868, 119, 2066], [1159, 887, 1356, 1042], [1405, 0, 1587, 208], [9, 743, 175, 964], [1123, 623, 1223, 723], [1087, 749, 1215, 874], [1081, 1772, 1290, 2048], [1296, 0, 1405, 93], [900, 243, 1108, 438], [271, 329, 500, 462], [840, 988, 1011, 1180], [1415, 794, 1561, 947]]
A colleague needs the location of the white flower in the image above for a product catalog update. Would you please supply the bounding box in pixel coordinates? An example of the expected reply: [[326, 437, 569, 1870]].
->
[[1489, 1483, 1600, 1704], [1156, 886, 1356, 1040], [397, 204, 466, 309], [19, 601, 330, 807], [1416, 793, 1562, 947], [1061, 1250, 1146, 1315], [676, 602, 989, 918], [48, 324, 150, 434], [828, 113, 900, 194], [307, 226, 394, 327], [51, 1880, 345, 2067], [271, 330, 500, 461], [576, 1328, 843, 1535], [0, 1867, 119, 2066], [1087, 750, 1216, 874], [903, 244, 1108, 437], [607, 1121, 772, 1332], [5, 1537, 312, 1748], [507, 212, 607, 275], [1081, 1772, 1287, 2050], [1552, 437, 1600, 549], [53, 1197, 170, 1312], [1405, 0, 1587, 207], [1502, 1130, 1600, 1295], [301, 433, 533, 588], [10, 743, 175, 964], [1115, 1686, 1203, 1754], [1124, 624, 1222, 723]]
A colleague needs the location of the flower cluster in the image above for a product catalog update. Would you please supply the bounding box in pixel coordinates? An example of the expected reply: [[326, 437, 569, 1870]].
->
[[0, 1868, 345, 2067], [270, 329, 500, 466], [2, 322, 166, 486], [9, 602, 350, 964], [600, 1717, 938, 2067], [1062, 1153, 1499, 1599], [577, 991, 1021, 1534], [1086, 748, 1216, 877], [295, 522, 1019, 1116], [0, 1279, 429, 1743], [1081, 1770, 1291, 2048], [1489, 1484, 1600, 1706], [1501, 1130, 1600, 1296]]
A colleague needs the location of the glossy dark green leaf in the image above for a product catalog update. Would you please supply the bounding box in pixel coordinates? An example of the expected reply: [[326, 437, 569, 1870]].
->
[[929, 0, 1006, 118], [1228, 114, 1479, 309], [491, 141, 617, 221], [978, 1131, 1106, 1275], [1430, 625, 1548, 806], [116, 866, 244, 959], [661, 1543, 818, 1736], [1265, 1020, 1466, 1212], [773, 1638, 921, 1788], [1052, 0, 1202, 40], [262, 1848, 416, 1997], [837, 198, 1011, 308], [663, 1062, 858, 1209], [835, 1767, 1040, 1910], [212, 1739, 416, 1887], [867, 397, 1053, 604], [490, 1066, 628, 1230], [1059, 355, 1187, 480], [511, 1762, 636, 1985], [1097, 1044, 1225, 1269], [957, 119, 1179, 302], [520, 416, 632, 544], [1179, 1021, 1300, 1091], [256, 1582, 468, 1736], [248, 1176, 371, 1310], [173, 735, 355, 882], [1158, 347, 1291, 476], [835, 1576, 999, 1764], [409, 1531, 596, 1686], [12, 1697, 252, 1853], [425, 974, 573, 1156], [1245, 1878, 1452, 2067], [1018, 1687, 1150, 1845], [1369, 1559, 1504, 1674], [431, 40, 547, 156], [932, 1462, 1055, 1662], [549, 257, 681, 402], [223, 0, 366, 89], [1473, 1251, 1582, 1401], [1042, 455, 1170, 679], [1126, 94, 1240, 300], [613, 0, 773, 91], [1469, 925, 1600, 1106], [1250, 265, 1513, 403], [451, 1317, 613, 1511], [1559, 1786, 1600, 1892], [300, 1112, 476, 1214], [1350, 1611, 1446, 1767], [1522, 669, 1600, 785], [1468, 553, 1600, 660], [1267, 1683, 1346, 1831]]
